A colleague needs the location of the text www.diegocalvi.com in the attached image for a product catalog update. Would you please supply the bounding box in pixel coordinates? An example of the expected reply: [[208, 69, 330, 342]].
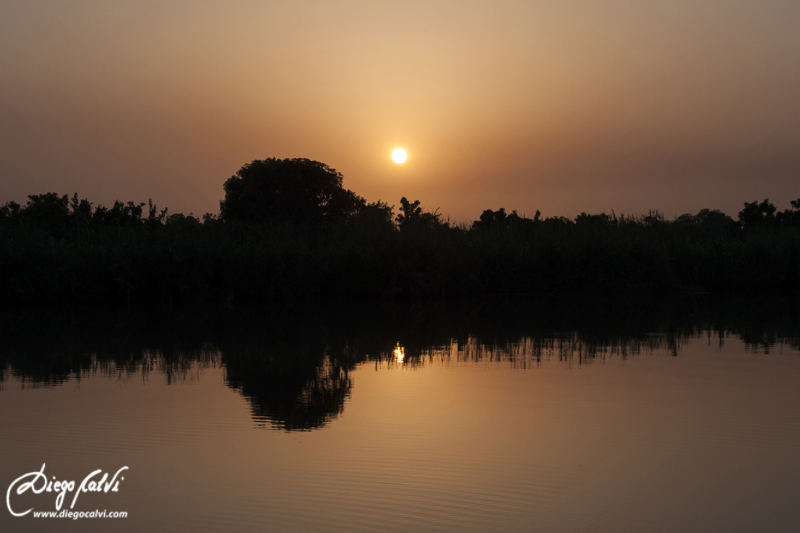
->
[[33, 509, 127, 519]]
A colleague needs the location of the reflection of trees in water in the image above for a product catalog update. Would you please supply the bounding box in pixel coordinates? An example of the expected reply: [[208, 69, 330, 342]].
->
[[1, 295, 799, 431], [390, 333, 691, 369], [224, 349, 353, 432]]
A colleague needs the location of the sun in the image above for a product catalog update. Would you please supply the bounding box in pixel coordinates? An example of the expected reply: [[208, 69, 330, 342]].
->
[[392, 149, 407, 164]]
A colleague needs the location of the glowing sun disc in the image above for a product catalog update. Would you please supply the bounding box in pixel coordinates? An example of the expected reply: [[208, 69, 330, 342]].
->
[[392, 149, 407, 163]]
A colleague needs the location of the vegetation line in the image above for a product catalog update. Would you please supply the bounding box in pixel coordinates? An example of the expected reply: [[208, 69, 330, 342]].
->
[[1, 158, 799, 303]]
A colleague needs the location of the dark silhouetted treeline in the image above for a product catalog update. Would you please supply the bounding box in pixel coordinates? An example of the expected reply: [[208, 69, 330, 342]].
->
[[1, 158, 800, 303]]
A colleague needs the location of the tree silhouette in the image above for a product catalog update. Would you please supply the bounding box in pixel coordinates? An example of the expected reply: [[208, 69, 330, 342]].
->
[[220, 158, 365, 226], [395, 197, 443, 230], [348, 199, 395, 231], [738, 199, 777, 229]]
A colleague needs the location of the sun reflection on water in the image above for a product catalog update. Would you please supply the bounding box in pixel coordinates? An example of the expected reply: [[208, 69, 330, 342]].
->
[[393, 343, 405, 364]]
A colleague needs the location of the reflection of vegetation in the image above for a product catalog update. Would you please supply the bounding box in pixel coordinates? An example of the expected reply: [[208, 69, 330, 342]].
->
[[219, 323, 355, 432], [2, 159, 800, 302], [1, 296, 799, 430]]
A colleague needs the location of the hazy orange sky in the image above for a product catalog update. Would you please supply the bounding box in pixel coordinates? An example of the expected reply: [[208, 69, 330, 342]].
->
[[1, 1, 799, 222]]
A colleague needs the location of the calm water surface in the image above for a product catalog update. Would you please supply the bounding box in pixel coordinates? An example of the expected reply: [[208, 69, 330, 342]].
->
[[1, 299, 799, 532]]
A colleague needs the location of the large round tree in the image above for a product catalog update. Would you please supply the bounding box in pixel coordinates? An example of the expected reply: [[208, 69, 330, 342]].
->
[[220, 158, 365, 226]]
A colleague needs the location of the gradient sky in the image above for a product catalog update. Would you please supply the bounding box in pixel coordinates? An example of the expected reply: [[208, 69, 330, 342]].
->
[[1, 0, 799, 222]]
